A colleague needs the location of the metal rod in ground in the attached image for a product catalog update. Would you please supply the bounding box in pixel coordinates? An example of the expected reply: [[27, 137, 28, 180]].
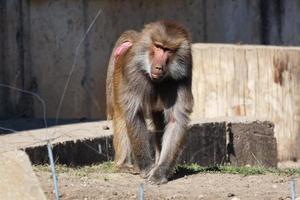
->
[[139, 183, 144, 200], [291, 177, 296, 200], [47, 141, 60, 200]]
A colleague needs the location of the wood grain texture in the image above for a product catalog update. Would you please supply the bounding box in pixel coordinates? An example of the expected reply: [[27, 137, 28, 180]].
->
[[191, 44, 300, 161]]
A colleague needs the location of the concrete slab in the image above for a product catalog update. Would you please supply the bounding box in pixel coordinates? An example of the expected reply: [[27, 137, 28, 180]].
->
[[0, 150, 46, 200], [0, 120, 112, 153]]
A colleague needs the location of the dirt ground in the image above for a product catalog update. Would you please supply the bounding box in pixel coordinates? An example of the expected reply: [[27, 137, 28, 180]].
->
[[35, 167, 300, 200]]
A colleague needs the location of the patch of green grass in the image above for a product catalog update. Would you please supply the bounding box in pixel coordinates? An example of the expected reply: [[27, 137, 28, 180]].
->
[[175, 164, 300, 176], [274, 168, 300, 176], [34, 161, 116, 177], [218, 166, 267, 175]]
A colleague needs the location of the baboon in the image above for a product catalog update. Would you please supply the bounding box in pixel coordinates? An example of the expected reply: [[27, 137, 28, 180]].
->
[[106, 21, 193, 184]]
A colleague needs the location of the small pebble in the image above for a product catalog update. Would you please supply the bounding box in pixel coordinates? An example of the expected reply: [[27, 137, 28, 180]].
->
[[272, 184, 278, 189], [227, 193, 235, 197], [112, 191, 118, 195], [102, 125, 110, 130]]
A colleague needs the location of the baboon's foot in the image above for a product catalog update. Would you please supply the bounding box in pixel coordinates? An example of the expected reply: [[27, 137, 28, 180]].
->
[[147, 166, 169, 185], [140, 164, 156, 179], [137, 159, 155, 179]]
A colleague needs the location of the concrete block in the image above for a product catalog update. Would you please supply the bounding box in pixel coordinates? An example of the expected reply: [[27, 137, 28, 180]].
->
[[0, 150, 46, 200], [24, 120, 228, 167], [227, 120, 277, 168], [180, 122, 227, 166], [0, 119, 277, 168]]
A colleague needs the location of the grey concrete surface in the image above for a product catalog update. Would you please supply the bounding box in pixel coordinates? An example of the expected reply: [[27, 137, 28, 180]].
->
[[0, 120, 112, 152], [0, 150, 46, 200]]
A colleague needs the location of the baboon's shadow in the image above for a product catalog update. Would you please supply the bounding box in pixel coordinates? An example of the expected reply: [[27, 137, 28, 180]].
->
[[170, 166, 221, 181]]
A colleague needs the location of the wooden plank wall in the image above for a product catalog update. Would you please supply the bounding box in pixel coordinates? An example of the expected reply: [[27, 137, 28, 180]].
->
[[191, 44, 300, 161]]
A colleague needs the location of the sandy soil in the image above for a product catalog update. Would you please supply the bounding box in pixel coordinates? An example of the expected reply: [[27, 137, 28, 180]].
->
[[35, 169, 300, 200]]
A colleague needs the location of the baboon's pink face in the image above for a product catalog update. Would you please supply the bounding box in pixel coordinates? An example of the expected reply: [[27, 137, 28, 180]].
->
[[148, 42, 174, 81]]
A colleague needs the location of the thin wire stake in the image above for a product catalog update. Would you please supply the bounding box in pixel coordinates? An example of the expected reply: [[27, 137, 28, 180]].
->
[[139, 183, 144, 200], [291, 177, 296, 200], [47, 141, 60, 200]]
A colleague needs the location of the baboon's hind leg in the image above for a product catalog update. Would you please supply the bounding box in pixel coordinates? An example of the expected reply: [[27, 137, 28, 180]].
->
[[113, 116, 137, 173]]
